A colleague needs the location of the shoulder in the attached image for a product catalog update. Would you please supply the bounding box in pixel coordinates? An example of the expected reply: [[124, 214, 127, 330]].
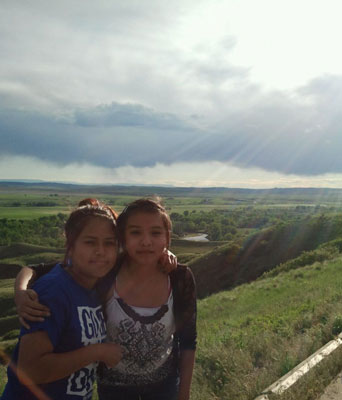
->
[[170, 264, 195, 285], [20, 267, 73, 340], [171, 264, 197, 335], [96, 263, 117, 301], [32, 265, 70, 302], [33, 264, 63, 285], [170, 264, 196, 303]]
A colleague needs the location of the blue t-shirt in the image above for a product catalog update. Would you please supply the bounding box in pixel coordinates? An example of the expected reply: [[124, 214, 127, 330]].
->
[[1, 264, 106, 400]]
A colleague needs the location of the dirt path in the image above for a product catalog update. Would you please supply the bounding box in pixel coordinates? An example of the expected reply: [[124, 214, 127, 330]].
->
[[318, 372, 342, 400]]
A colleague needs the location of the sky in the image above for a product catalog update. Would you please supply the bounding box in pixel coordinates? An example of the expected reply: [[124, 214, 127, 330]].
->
[[2, 0, 342, 188]]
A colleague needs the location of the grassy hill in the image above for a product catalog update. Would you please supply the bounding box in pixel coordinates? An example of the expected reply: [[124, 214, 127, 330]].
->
[[190, 214, 342, 298], [191, 252, 342, 399], [0, 243, 64, 267], [170, 238, 224, 264]]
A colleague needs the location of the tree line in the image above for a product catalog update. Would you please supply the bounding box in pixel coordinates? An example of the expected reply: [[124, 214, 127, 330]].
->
[[0, 214, 66, 247], [0, 205, 336, 246]]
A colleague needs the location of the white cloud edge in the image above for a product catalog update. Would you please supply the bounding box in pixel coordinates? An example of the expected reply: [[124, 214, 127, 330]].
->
[[1, 155, 342, 189]]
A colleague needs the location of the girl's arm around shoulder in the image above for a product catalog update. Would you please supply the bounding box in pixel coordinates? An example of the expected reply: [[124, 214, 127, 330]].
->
[[15, 262, 57, 293], [17, 331, 122, 384], [14, 267, 51, 329], [170, 263, 196, 287]]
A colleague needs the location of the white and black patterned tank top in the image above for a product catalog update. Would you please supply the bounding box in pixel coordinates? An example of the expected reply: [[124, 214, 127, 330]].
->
[[100, 279, 176, 387]]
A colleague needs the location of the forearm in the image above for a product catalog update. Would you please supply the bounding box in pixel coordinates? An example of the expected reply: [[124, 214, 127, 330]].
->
[[18, 343, 103, 384], [178, 349, 196, 400], [14, 267, 51, 328], [15, 267, 35, 292]]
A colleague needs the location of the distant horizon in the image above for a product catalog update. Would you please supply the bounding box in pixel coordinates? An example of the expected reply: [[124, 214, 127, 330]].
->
[[3, 178, 342, 191]]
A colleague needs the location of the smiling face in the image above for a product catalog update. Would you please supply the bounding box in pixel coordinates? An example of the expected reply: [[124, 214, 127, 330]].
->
[[68, 216, 118, 288], [124, 212, 169, 267]]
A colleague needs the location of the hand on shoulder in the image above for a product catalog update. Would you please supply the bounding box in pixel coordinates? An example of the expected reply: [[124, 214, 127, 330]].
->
[[15, 289, 51, 329]]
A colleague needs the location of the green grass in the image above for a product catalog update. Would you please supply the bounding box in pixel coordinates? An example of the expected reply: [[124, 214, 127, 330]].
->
[[1, 253, 62, 266], [0, 240, 218, 267], [171, 239, 223, 255], [0, 203, 229, 220], [0, 279, 19, 338], [0, 206, 68, 219], [0, 243, 64, 268], [0, 365, 7, 395], [192, 256, 342, 399], [0, 243, 64, 259]]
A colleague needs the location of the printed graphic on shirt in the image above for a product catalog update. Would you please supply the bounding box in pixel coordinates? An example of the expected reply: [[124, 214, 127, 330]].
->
[[67, 306, 106, 397], [105, 318, 174, 386], [119, 320, 170, 372], [78, 306, 106, 345]]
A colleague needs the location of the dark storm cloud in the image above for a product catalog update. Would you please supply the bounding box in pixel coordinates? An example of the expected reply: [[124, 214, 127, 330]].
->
[[1, 74, 342, 175], [0, 105, 199, 168], [74, 103, 189, 130]]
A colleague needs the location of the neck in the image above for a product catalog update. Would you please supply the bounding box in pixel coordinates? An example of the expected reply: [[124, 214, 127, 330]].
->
[[116, 257, 168, 304], [122, 258, 160, 278], [66, 267, 96, 290]]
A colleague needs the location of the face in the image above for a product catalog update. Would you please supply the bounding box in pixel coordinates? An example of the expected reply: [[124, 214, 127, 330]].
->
[[68, 217, 117, 288], [124, 212, 169, 266]]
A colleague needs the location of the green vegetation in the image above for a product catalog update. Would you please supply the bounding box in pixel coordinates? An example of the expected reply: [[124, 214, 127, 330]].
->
[[170, 239, 223, 264], [0, 214, 66, 246], [1, 183, 342, 398], [189, 214, 342, 298], [0, 277, 19, 361], [0, 243, 64, 266], [192, 256, 342, 399]]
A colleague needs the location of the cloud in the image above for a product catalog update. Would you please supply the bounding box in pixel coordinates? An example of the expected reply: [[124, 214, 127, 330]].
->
[[2, 1, 342, 182], [74, 103, 190, 130], [1, 74, 342, 177], [0, 104, 199, 168], [0, 0, 244, 117]]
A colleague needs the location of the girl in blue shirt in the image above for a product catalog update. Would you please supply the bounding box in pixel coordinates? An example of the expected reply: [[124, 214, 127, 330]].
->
[[2, 199, 122, 400]]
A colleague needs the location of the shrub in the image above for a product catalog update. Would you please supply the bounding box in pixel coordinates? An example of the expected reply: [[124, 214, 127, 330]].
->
[[332, 315, 342, 336], [1, 329, 19, 341]]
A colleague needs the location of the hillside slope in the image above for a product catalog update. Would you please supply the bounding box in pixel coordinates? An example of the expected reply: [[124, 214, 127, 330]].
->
[[192, 254, 342, 400], [190, 215, 342, 297], [0, 243, 64, 270]]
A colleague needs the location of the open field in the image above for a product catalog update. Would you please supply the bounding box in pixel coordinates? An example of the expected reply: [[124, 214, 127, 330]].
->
[[0, 206, 69, 219], [2, 187, 342, 232], [0, 204, 251, 219], [170, 239, 224, 263]]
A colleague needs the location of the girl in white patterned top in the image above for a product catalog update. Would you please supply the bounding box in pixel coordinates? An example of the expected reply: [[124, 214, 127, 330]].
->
[[97, 198, 196, 400]]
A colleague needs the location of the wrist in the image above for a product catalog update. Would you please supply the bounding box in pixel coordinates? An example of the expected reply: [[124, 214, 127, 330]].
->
[[88, 343, 106, 363], [14, 289, 25, 304]]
